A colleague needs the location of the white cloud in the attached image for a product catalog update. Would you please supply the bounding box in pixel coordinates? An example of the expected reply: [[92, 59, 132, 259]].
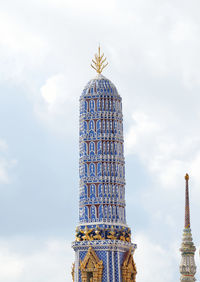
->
[[0, 11, 47, 83], [35, 73, 78, 135], [135, 233, 178, 282], [0, 247, 24, 280], [40, 74, 74, 112], [40, 0, 116, 13], [0, 237, 74, 282], [0, 0, 200, 89], [0, 139, 17, 184], [0, 159, 17, 184], [35, 71, 78, 136], [0, 139, 8, 151], [124, 105, 200, 243], [125, 109, 200, 192]]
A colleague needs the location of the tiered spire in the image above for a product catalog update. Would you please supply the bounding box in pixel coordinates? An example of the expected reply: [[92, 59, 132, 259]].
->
[[179, 174, 196, 282]]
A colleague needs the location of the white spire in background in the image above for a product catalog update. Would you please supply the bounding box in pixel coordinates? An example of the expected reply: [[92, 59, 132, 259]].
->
[[179, 174, 196, 282]]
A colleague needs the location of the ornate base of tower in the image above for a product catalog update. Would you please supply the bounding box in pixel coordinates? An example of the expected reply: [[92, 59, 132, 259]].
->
[[72, 240, 137, 282], [180, 229, 196, 282]]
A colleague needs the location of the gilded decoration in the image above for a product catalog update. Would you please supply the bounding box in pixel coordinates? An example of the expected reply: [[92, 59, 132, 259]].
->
[[122, 248, 137, 282], [71, 263, 75, 282], [75, 226, 131, 242], [80, 247, 103, 282], [91, 45, 108, 74]]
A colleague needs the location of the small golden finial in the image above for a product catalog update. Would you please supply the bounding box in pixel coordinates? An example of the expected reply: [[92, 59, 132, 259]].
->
[[185, 173, 189, 181], [91, 45, 108, 74]]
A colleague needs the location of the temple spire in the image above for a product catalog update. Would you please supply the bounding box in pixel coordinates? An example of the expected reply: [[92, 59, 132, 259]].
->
[[185, 173, 190, 229], [72, 53, 137, 282], [180, 174, 196, 282]]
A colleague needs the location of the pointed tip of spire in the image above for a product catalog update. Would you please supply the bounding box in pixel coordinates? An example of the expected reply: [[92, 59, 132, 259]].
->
[[184, 173, 190, 229], [91, 45, 108, 74], [185, 173, 189, 181]]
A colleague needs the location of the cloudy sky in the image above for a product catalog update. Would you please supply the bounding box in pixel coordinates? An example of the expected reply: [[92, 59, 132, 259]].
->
[[1, 0, 200, 281]]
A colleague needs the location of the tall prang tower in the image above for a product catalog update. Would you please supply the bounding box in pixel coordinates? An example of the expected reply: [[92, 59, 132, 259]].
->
[[72, 47, 137, 282], [179, 174, 196, 282]]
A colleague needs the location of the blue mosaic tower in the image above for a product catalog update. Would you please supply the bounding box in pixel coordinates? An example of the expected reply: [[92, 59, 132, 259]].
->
[[72, 47, 137, 282]]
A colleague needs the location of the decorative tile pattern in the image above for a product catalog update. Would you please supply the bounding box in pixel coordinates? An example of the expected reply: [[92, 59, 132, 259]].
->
[[72, 74, 137, 281], [79, 74, 126, 228]]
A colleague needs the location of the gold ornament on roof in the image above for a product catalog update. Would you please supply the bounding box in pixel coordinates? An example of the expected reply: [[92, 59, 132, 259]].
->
[[91, 45, 108, 74], [185, 173, 189, 181]]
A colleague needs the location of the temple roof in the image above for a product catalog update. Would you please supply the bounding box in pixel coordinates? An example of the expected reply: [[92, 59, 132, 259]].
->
[[81, 74, 120, 98]]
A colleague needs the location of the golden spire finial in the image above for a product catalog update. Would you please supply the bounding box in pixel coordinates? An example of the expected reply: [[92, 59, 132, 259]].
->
[[91, 45, 108, 74], [185, 173, 189, 181]]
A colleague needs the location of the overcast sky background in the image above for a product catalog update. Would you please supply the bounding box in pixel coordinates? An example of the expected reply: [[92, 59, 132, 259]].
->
[[1, 0, 200, 281]]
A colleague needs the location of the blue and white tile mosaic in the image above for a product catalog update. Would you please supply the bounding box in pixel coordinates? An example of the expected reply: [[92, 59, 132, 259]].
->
[[72, 74, 136, 282]]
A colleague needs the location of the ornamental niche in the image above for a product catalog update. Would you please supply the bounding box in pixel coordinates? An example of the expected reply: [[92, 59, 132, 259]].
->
[[80, 247, 103, 282], [122, 248, 137, 282]]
